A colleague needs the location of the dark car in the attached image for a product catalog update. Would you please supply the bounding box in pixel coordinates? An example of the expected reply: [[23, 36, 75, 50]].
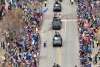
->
[[53, 1, 62, 12], [52, 17, 62, 30], [53, 32, 62, 47], [53, 63, 60, 67]]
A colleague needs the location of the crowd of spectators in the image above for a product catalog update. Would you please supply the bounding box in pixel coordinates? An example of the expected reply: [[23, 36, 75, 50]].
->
[[0, 0, 43, 67], [77, 0, 100, 67]]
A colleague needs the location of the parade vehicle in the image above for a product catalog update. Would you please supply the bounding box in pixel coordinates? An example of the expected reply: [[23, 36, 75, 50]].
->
[[70, 0, 74, 5], [52, 17, 62, 30], [53, 1, 62, 12], [53, 63, 60, 67], [53, 32, 62, 47]]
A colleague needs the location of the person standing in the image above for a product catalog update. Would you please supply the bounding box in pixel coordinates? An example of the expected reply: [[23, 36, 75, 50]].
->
[[44, 0, 47, 7], [96, 40, 99, 47], [2, 41, 5, 49], [94, 54, 98, 64], [43, 42, 47, 48]]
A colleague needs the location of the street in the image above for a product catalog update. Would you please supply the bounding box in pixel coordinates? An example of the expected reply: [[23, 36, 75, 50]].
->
[[1, 0, 99, 67], [39, 0, 80, 67]]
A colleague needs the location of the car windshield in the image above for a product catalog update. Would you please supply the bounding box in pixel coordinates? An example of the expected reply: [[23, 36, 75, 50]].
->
[[54, 3, 61, 7], [54, 37, 59, 40], [55, 4, 59, 6], [54, 36, 61, 40]]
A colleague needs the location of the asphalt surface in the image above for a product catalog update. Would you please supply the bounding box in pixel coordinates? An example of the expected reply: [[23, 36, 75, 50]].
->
[[39, 0, 80, 67]]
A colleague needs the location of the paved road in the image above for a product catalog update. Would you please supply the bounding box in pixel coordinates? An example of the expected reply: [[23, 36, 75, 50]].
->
[[39, 0, 80, 67]]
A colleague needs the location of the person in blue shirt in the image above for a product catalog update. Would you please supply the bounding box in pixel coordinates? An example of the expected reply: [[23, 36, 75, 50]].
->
[[26, 51, 32, 61]]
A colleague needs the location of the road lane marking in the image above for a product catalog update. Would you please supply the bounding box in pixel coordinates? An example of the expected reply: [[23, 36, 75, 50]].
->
[[56, 48, 62, 66]]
